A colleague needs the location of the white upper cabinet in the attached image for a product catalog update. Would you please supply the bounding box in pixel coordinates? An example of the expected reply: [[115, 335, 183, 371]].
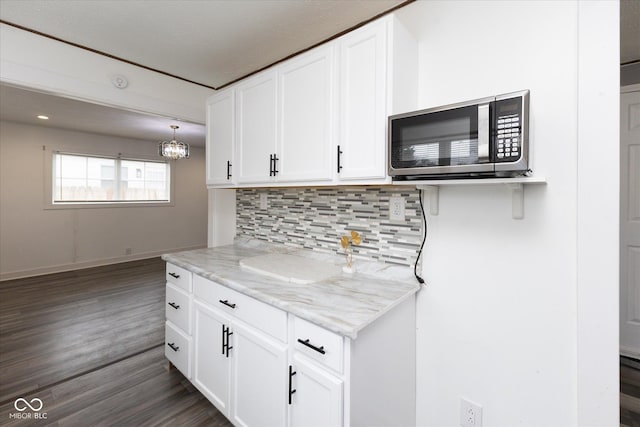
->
[[277, 46, 335, 183], [205, 13, 416, 188], [206, 89, 235, 185], [336, 18, 387, 181], [235, 70, 278, 184], [337, 15, 417, 183]]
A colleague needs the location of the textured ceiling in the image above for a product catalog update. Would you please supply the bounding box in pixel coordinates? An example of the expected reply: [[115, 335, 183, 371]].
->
[[0, 0, 635, 145], [0, 0, 407, 144], [0, 0, 405, 146], [0, 0, 406, 89]]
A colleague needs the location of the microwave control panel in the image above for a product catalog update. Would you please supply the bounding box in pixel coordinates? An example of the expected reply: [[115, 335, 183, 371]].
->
[[496, 114, 520, 161], [494, 96, 523, 162]]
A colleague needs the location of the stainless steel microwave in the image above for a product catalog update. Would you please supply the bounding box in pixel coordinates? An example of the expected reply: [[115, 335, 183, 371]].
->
[[388, 90, 530, 179]]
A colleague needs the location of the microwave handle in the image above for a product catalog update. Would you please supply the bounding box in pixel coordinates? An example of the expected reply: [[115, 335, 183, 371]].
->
[[478, 103, 490, 163]]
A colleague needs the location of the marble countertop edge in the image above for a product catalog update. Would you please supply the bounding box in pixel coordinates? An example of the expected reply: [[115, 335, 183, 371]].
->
[[161, 241, 421, 339]]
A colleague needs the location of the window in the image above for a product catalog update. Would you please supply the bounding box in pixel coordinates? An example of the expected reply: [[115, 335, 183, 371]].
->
[[52, 153, 170, 204]]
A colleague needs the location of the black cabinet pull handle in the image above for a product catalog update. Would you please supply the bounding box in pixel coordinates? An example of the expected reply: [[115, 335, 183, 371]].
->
[[337, 145, 343, 172], [221, 325, 233, 357], [269, 154, 274, 176], [226, 160, 232, 180], [226, 330, 233, 357], [167, 342, 179, 352], [168, 272, 180, 279], [168, 302, 180, 310], [288, 365, 297, 405], [297, 338, 326, 354], [219, 299, 236, 309], [273, 154, 279, 175], [222, 325, 233, 358], [222, 325, 227, 355]]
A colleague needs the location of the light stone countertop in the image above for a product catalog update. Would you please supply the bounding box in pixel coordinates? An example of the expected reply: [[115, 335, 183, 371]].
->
[[162, 237, 421, 339]]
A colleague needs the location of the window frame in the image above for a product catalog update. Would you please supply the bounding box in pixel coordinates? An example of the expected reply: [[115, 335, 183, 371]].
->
[[44, 148, 175, 209]]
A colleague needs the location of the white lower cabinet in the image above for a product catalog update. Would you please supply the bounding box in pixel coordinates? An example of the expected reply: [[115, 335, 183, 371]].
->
[[289, 353, 343, 427], [165, 321, 192, 378], [192, 276, 288, 427], [193, 300, 231, 414], [231, 321, 288, 427], [165, 263, 193, 379], [166, 265, 416, 427], [193, 300, 288, 426], [289, 296, 416, 427]]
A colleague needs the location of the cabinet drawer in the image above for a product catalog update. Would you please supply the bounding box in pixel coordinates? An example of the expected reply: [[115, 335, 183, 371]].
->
[[165, 321, 192, 379], [193, 275, 287, 343], [293, 316, 343, 373], [166, 283, 191, 334], [166, 263, 192, 292]]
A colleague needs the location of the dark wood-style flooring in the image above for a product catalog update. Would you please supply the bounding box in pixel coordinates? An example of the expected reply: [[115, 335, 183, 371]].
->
[[622, 356, 640, 427], [2, 258, 639, 426], [0, 258, 232, 426]]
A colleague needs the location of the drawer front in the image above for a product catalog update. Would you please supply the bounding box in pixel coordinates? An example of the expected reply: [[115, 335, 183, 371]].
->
[[166, 263, 192, 292], [193, 275, 287, 343], [293, 316, 343, 373], [166, 283, 192, 334], [165, 321, 192, 379]]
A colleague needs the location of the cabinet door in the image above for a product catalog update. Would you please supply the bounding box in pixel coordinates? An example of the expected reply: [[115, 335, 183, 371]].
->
[[193, 301, 231, 416], [277, 46, 335, 183], [236, 71, 277, 184], [337, 19, 388, 181], [231, 321, 288, 427], [206, 90, 235, 185], [290, 354, 343, 427]]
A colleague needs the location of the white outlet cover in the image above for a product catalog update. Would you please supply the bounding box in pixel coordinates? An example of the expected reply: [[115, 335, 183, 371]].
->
[[460, 398, 482, 427], [389, 196, 405, 221], [259, 193, 268, 210]]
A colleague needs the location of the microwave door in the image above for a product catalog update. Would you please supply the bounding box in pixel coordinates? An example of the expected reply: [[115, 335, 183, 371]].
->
[[390, 104, 494, 176]]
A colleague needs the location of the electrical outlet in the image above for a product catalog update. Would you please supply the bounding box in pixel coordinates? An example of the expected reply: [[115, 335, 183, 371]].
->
[[389, 196, 405, 221], [125, 247, 132, 255], [460, 398, 482, 427], [259, 193, 268, 210]]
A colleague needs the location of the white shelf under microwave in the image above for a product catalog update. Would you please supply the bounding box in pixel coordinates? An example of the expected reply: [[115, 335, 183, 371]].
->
[[392, 176, 547, 220]]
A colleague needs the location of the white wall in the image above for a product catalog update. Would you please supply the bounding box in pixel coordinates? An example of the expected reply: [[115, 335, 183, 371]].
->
[[0, 22, 215, 280], [0, 121, 208, 280], [395, 1, 618, 426], [575, 2, 619, 424]]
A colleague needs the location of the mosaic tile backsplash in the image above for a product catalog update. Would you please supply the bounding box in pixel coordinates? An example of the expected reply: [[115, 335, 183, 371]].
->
[[236, 187, 423, 267]]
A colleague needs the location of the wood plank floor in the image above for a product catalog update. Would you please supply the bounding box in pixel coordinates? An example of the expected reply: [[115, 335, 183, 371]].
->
[[3, 258, 638, 426], [0, 258, 232, 426], [622, 356, 640, 427]]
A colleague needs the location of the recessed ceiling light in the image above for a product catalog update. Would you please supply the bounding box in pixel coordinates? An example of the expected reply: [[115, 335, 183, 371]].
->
[[37, 115, 49, 120]]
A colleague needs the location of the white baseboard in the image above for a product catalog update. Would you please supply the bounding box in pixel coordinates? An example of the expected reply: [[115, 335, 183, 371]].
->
[[0, 245, 206, 282]]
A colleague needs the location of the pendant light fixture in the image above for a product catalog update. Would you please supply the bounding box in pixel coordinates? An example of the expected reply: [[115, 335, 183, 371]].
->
[[159, 125, 190, 159]]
